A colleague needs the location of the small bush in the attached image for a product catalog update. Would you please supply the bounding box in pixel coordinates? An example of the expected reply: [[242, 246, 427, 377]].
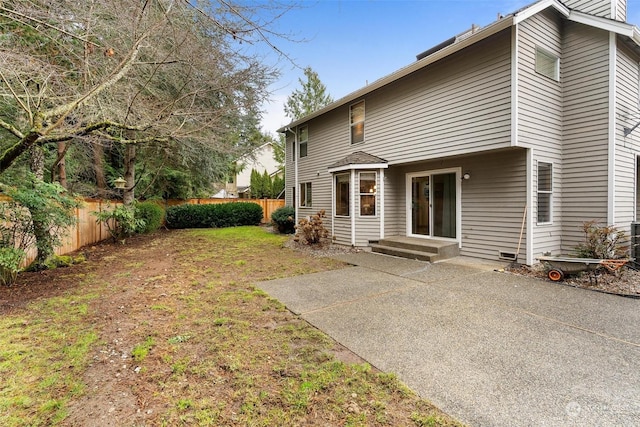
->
[[93, 204, 145, 242], [271, 206, 296, 234], [294, 210, 330, 245], [165, 202, 263, 229], [575, 221, 628, 259], [135, 201, 165, 234], [0, 247, 26, 286]]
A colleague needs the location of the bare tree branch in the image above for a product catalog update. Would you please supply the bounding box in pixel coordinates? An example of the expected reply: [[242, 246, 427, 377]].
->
[[0, 118, 24, 139]]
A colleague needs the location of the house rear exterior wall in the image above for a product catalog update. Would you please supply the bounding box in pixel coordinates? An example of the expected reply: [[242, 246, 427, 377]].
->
[[287, 107, 346, 232], [561, 21, 610, 252], [285, 29, 513, 247], [285, 133, 293, 208], [615, 42, 640, 228], [366, 30, 512, 163], [518, 10, 565, 257], [386, 149, 527, 261], [616, 0, 627, 21], [563, 0, 618, 18]]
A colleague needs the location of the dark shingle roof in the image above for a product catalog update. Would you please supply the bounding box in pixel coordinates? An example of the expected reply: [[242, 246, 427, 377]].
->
[[327, 151, 388, 169]]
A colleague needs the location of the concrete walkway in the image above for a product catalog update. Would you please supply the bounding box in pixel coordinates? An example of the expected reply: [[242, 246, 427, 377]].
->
[[257, 252, 640, 427]]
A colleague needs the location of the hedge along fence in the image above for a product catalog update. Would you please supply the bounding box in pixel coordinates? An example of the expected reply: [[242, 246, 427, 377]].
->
[[164, 198, 284, 224], [0, 195, 121, 268], [1, 196, 284, 267]]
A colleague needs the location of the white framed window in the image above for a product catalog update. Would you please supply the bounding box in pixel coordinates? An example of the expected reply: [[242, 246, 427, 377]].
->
[[359, 172, 377, 216], [298, 125, 308, 158], [350, 100, 365, 144], [335, 173, 350, 216], [535, 46, 559, 81], [299, 182, 312, 207], [537, 162, 552, 224]]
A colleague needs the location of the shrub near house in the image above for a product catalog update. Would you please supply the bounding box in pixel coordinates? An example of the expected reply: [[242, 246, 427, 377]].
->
[[271, 206, 296, 234]]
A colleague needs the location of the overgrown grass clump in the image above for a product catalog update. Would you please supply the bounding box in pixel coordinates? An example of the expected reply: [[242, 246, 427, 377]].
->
[[0, 292, 99, 426], [165, 202, 263, 229]]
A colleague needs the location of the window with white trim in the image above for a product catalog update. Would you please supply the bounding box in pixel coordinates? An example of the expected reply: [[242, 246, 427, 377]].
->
[[537, 162, 552, 224], [535, 46, 559, 81], [335, 174, 350, 216], [298, 126, 308, 158], [350, 101, 365, 144], [359, 172, 377, 216], [299, 182, 312, 207]]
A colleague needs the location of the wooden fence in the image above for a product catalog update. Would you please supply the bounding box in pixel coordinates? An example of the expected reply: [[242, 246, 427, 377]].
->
[[1, 197, 284, 266]]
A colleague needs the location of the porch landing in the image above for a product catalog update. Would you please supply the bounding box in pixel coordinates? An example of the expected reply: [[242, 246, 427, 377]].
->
[[369, 236, 459, 262]]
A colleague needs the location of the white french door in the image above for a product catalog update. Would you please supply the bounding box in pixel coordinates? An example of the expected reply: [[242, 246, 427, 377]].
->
[[406, 168, 461, 241]]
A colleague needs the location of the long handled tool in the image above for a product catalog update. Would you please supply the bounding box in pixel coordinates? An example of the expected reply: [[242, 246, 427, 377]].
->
[[512, 204, 527, 267]]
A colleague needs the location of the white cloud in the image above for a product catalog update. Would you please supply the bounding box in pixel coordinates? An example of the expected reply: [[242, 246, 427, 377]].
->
[[260, 93, 290, 137]]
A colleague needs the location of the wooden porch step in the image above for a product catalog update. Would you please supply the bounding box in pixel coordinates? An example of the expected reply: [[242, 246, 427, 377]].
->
[[370, 237, 459, 262]]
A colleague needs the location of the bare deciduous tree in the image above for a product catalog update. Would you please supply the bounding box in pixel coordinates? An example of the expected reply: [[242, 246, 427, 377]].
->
[[0, 0, 284, 200]]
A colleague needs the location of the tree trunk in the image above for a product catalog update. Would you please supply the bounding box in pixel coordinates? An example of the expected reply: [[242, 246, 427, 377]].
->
[[123, 144, 136, 205], [93, 143, 107, 198], [29, 145, 45, 180], [29, 145, 52, 268], [57, 141, 67, 188]]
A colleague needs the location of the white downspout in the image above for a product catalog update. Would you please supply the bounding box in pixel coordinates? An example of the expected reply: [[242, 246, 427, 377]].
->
[[351, 168, 356, 246], [286, 127, 299, 224], [331, 172, 335, 239], [379, 168, 385, 240], [608, 32, 616, 225]]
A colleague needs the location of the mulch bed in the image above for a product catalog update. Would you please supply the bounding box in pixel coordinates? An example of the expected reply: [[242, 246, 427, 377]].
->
[[505, 261, 640, 298]]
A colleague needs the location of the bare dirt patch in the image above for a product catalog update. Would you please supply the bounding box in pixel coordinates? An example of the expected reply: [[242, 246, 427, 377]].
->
[[1, 228, 462, 426]]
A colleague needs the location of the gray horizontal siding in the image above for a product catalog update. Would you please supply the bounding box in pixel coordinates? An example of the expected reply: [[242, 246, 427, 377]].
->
[[518, 10, 563, 154], [285, 135, 295, 207], [383, 169, 404, 238], [333, 217, 351, 245], [616, 0, 626, 21], [390, 149, 528, 261], [561, 21, 610, 251], [616, 44, 640, 227], [363, 30, 512, 163], [564, 0, 613, 18], [518, 10, 565, 257], [286, 29, 514, 248]]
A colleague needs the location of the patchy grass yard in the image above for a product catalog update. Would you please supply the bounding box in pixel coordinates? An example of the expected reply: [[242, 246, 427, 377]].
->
[[0, 227, 463, 426]]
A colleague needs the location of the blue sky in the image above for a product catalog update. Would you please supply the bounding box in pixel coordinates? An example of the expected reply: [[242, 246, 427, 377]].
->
[[258, 0, 640, 135]]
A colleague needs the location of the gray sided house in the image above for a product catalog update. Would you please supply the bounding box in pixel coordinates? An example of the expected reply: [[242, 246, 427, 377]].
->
[[279, 0, 640, 265]]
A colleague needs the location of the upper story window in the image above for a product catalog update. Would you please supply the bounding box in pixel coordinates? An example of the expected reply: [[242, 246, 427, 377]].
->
[[350, 101, 365, 144], [535, 46, 559, 81], [537, 162, 552, 224], [298, 126, 308, 158]]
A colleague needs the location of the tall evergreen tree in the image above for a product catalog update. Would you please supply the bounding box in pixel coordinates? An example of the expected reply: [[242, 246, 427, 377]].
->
[[284, 67, 334, 121]]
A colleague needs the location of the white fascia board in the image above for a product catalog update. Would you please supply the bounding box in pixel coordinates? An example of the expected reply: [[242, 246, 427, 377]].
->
[[277, 17, 514, 133], [327, 163, 389, 174], [632, 26, 640, 46], [513, 0, 569, 25], [568, 11, 636, 38]]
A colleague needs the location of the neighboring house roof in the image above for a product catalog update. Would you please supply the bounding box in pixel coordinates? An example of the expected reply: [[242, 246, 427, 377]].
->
[[277, 0, 640, 134], [327, 151, 388, 173]]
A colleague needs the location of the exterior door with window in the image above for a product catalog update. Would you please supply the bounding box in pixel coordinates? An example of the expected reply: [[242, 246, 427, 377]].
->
[[407, 170, 459, 240]]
